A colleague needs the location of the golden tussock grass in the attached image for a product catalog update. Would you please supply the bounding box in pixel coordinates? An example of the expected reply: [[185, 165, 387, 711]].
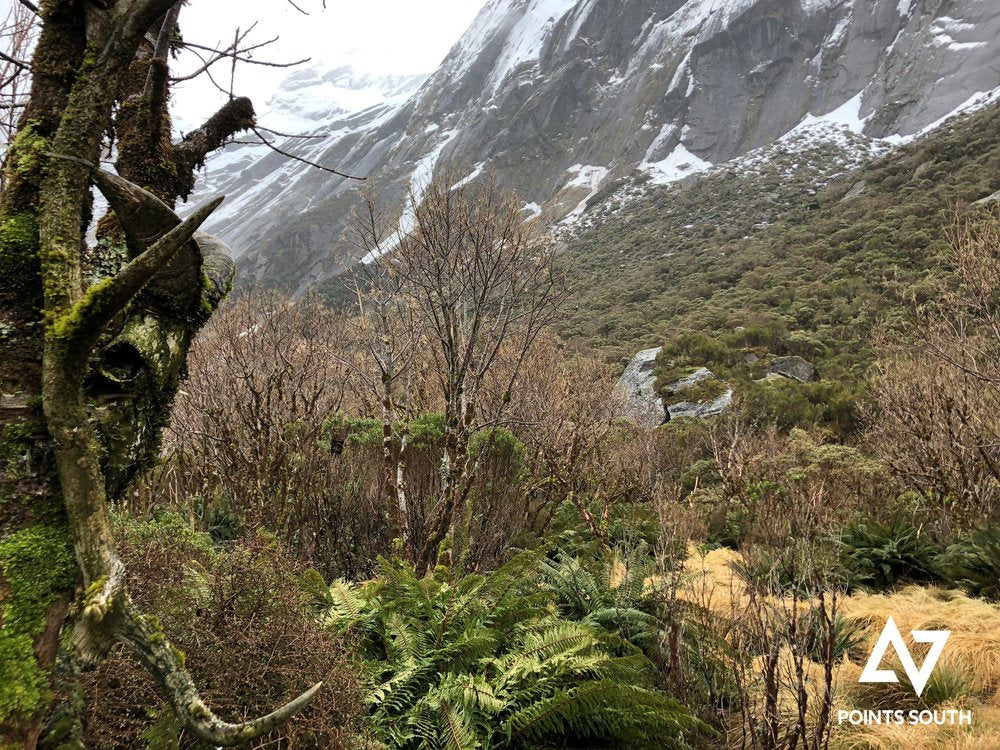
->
[[678, 546, 1000, 749]]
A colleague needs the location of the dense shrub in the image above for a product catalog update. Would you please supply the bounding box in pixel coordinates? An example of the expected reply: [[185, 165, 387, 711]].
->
[[938, 527, 1000, 601], [835, 517, 943, 591], [79, 514, 367, 749]]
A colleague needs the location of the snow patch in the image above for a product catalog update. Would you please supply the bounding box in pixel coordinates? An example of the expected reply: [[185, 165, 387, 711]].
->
[[667, 49, 693, 93], [641, 144, 713, 185], [361, 130, 458, 264], [642, 122, 680, 163], [560, 164, 610, 224], [260, 66, 424, 136], [915, 87, 1000, 137], [451, 161, 487, 189], [561, 0, 599, 52], [796, 91, 867, 134], [929, 16, 984, 50], [453, 0, 578, 94]]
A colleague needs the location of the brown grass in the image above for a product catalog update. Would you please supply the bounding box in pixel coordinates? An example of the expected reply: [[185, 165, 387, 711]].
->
[[679, 546, 1000, 749]]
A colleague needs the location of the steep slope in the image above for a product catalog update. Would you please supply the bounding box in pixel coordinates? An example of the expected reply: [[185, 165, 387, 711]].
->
[[559, 98, 1000, 389], [192, 0, 1000, 292]]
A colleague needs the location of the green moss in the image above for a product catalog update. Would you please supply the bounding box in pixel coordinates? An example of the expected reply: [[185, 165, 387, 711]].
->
[[199, 272, 215, 316], [82, 575, 108, 607], [169, 644, 186, 668], [47, 275, 113, 340], [139, 614, 166, 645], [8, 122, 49, 186], [0, 524, 76, 725], [0, 212, 41, 295]]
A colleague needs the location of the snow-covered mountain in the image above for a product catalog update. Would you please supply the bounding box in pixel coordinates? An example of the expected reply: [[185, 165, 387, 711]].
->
[[191, 0, 1000, 293]]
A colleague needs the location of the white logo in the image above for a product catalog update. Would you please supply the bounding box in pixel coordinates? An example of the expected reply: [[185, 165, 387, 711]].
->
[[859, 616, 950, 696]]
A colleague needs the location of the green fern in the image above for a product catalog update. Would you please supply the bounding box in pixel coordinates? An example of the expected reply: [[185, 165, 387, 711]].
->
[[325, 554, 706, 749], [938, 526, 1000, 601], [537, 546, 663, 652]]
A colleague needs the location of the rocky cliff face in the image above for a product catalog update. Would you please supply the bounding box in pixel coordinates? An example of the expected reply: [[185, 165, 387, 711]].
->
[[192, 0, 1000, 292]]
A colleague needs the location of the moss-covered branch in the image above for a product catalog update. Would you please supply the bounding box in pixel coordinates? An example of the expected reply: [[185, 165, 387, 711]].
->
[[49, 193, 224, 368], [173, 97, 256, 200]]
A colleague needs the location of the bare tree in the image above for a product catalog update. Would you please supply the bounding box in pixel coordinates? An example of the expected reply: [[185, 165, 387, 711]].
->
[[355, 170, 563, 573], [867, 213, 1000, 533], [346, 195, 427, 559]]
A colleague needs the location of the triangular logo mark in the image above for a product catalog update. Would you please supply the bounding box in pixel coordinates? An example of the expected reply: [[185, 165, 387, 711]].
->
[[858, 616, 950, 696]]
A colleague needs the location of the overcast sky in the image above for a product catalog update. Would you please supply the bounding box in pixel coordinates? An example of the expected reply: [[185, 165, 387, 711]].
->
[[171, 0, 488, 130]]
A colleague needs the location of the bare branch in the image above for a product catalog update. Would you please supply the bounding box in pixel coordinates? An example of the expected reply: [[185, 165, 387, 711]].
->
[[256, 124, 326, 140], [249, 124, 365, 180], [0, 49, 29, 71], [120, 604, 323, 747], [172, 35, 310, 82], [142, 1, 181, 99], [73, 560, 323, 747], [172, 96, 256, 197]]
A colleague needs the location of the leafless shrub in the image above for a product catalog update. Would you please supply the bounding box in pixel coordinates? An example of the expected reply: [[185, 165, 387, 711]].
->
[[80, 518, 367, 749], [132, 291, 390, 579], [866, 213, 1000, 533], [728, 571, 838, 750]]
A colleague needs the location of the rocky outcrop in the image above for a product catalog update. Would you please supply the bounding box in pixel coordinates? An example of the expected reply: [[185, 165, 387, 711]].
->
[[840, 179, 867, 202], [193, 0, 1000, 292], [663, 367, 734, 420], [614, 347, 666, 428], [768, 356, 816, 383], [973, 189, 1000, 206], [614, 355, 734, 426], [667, 393, 733, 420]]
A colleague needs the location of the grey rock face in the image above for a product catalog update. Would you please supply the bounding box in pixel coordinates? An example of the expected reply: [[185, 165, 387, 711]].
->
[[614, 347, 666, 428], [841, 179, 867, 201], [768, 356, 816, 383], [973, 189, 1000, 206], [662, 367, 733, 420], [193, 0, 1000, 291], [668, 391, 734, 420]]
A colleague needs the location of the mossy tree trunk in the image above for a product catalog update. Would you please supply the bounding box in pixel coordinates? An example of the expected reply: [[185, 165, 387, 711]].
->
[[0, 3, 315, 748]]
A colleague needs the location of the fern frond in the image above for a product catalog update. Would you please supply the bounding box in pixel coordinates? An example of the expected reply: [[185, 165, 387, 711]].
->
[[383, 611, 429, 664], [327, 578, 364, 620], [505, 680, 699, 748]]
